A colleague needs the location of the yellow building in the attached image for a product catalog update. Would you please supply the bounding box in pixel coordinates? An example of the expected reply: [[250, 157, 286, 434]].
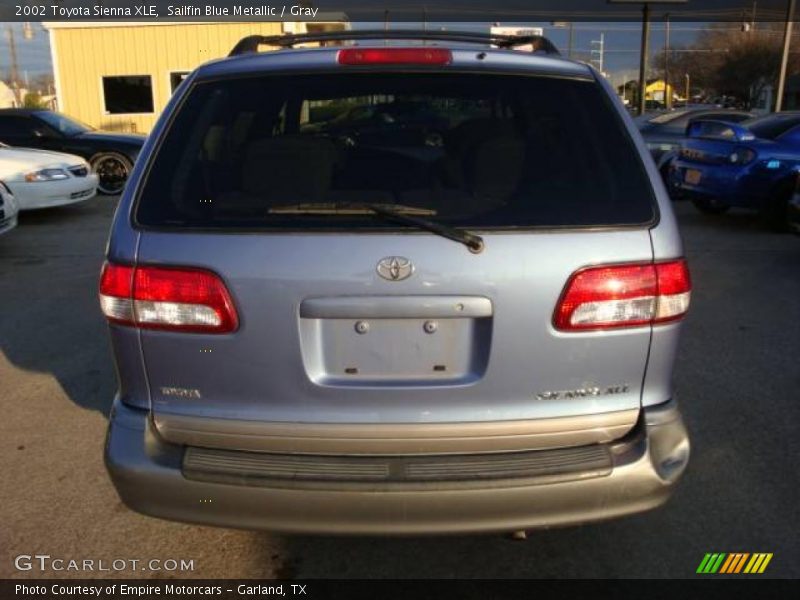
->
[[644, 79, 677, 104], [44, 21, 346, 134]]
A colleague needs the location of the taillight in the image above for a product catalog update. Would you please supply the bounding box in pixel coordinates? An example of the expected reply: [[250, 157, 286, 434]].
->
[[728, 147, 756, 165], [337, 48, 452, 66], [99, 262, 238, 333], [554, 259, 691, 331]]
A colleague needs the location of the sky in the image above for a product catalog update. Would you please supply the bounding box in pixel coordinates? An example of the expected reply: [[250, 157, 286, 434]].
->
[[0, 20, 767, 87], [0, 22, 53, 84]]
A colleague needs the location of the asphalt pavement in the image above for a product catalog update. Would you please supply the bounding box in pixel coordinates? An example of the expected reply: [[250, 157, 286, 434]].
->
[[1, 196, 798, 579]]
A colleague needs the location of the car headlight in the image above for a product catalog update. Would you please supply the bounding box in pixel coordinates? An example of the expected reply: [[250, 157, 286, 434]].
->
[[25, 168, 69, 182]]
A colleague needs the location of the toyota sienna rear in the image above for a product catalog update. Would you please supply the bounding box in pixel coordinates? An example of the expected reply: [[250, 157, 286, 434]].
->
[[100, 31, 691, 534]]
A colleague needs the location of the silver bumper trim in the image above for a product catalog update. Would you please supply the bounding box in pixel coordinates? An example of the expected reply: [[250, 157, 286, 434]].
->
[[153, 408, 640, 455], [105, 397, 689, 534]]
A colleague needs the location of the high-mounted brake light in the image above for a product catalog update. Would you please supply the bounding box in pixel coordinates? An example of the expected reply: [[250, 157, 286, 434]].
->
[[554, 259, 691, 331], [99, 262, 238, 333], [337, 48, 452, 66]]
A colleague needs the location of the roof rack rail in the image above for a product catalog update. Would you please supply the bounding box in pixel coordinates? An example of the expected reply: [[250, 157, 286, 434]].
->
[[228, 30, 560, 57]]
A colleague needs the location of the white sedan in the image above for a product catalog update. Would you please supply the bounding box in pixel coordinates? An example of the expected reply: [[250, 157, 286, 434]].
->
[[0, 180, 18, 235], [0, 143, 98, 210]]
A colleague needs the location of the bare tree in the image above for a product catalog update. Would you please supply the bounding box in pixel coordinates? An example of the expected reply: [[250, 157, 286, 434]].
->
[[653, 23, 799, 109]]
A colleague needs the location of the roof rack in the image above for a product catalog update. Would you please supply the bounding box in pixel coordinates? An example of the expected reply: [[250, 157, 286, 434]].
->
[[228, 30, 560, 57]]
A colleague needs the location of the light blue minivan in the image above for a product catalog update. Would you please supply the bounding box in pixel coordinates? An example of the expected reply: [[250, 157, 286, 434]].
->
[[100, 30, 691, 534]]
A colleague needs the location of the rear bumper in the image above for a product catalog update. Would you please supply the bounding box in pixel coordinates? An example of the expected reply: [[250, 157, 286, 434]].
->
[[669, 161, 777, 208], [105, 398, 689, 535]]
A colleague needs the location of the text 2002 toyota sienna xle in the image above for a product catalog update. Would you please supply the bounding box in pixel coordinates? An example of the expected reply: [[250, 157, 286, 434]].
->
[[100, 31, 691, 534]]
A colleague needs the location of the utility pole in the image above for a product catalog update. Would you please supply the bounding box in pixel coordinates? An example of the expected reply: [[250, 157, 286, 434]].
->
[[591, 33, 605, 74], [685, 73, 690, 108], [664, 14, 671, 109], [568, 22, 574, 59], [6, 26, 22, 106], [775, 0, 796, 112], [551, 22, 575, 59], [638, 4, 651, 115]]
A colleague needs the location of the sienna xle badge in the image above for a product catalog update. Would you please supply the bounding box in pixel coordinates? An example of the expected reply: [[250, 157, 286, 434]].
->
[[100, 30, 691, 535]]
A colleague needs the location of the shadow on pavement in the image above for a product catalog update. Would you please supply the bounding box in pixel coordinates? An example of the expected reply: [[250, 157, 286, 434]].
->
[[0, 199, 118, 417]]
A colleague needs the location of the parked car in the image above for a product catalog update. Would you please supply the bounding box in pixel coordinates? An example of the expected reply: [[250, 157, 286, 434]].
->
[[100, 30, 691, 535], [0, 180, 18, 236], [637, 107, 753, 176], [0, 142, 98, 210], [0, 109, 145, 195], [670, 111, 800, 229], [304, 100, 450, 147]]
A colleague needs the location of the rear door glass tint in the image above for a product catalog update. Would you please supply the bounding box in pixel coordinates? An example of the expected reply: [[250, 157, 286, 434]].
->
[[136, 73, 655, 229]]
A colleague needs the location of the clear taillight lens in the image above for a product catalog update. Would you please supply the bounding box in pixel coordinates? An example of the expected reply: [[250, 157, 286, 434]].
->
[[554, 259, 691, 331], [99, 262, 238, 333], [728, 147, 756, 165]]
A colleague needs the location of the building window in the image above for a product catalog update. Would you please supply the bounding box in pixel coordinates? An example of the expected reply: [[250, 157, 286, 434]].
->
[[170, 72, 190, 94], [102, 75, 154, 114]]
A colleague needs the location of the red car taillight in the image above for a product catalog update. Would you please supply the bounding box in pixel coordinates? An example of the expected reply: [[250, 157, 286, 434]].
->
[[554, 259, 691, 331], [337, 48, 453, 66], [99, 262, 238, 333]]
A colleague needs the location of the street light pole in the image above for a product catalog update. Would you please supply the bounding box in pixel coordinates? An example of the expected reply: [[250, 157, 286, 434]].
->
[[775, 0, 796, 112], [637, 3, 651, 115], [685, 73, 690, 108]]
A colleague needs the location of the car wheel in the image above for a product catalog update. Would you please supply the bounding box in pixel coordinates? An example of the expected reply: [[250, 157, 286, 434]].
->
[[691, 197, 729, 215], [659, 163, 671, 183], [760, 180, 793, 233], [91, 152, 132, 195]]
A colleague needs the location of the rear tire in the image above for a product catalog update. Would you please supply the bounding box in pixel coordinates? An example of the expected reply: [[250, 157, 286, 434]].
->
[[760, 180, 793, 233], [691, 197, 729, 215], [91, 152, 132, 196]]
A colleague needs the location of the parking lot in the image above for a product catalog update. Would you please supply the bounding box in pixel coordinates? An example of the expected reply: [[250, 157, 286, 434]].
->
[[1, 196, 798, 579]]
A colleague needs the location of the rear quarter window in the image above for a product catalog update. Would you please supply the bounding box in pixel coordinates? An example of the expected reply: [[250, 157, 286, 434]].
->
[[135, 72, 656, 230]]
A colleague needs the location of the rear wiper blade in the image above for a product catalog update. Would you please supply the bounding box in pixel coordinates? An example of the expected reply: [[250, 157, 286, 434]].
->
[[363, 203, 485, 254], [268, 202, 484, 253], [268, 202, 436, 216]]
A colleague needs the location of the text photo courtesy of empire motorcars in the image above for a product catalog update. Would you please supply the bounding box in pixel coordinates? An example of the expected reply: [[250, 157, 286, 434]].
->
[[0, 0, 798, 597]]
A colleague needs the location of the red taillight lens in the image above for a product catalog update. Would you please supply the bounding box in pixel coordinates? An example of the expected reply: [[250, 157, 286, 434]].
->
[[337, 48, 452, 66], [99, 262, 238, 333], [554, 259, 691, 331]]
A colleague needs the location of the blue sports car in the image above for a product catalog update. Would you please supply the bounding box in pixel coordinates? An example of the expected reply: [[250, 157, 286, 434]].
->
[[670, 111, 800, 229]]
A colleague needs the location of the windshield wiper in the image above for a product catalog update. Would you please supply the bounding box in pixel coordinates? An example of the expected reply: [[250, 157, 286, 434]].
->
[[268, 202, 436, 216], [269, 202, 485, 254], [365, 203, 485, 254]]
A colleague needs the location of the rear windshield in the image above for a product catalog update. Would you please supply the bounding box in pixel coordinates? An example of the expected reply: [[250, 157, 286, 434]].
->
[[136, 73, 655, 229], [744, 114, 800, 140]]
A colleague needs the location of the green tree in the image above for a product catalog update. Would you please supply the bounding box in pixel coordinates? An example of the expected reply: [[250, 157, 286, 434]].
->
[[23, 92, 46, 109]]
